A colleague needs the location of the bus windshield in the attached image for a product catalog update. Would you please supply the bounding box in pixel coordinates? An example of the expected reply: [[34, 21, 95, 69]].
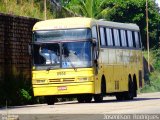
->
[[33, 41, 92, 70], [34, 29, 91, 41], [61, 41, 92, 68]]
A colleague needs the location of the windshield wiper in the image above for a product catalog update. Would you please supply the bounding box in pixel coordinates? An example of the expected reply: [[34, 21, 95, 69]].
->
[[46, 64, 60, 71], [66, 57, 77, 72], [46, 67, 51, 71]]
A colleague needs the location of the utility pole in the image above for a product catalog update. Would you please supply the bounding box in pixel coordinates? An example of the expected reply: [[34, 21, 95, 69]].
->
[[146, 0, 150, 72], [44, 0, 47, 20]]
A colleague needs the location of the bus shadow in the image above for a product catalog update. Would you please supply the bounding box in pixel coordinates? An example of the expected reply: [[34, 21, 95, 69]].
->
[[0, 104, 47, 110], [97, 97, 160, 103], [1, 97, 160, 109], [57, 97, 160, 105]]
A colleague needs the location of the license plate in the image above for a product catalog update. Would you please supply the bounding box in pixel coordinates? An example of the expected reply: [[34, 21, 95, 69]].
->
[[57, 86, 67, 91]]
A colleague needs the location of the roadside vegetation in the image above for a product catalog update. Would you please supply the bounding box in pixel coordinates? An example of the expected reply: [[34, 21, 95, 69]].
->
[[0, 0, 55, 19], [0, 0, 159, 48], [141, 49, 160, 93]]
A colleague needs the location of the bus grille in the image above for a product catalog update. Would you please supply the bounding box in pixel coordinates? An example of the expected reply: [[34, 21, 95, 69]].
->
[[49, 79, 61, 83], [63, 78, 75, 82], [48, 78, 75, 83]]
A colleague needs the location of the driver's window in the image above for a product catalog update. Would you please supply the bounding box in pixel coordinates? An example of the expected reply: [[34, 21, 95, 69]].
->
[[91, 26, 98, 43], [92, 26, 99, 60]]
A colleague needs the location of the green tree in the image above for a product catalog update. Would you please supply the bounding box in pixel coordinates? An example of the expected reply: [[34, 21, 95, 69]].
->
[[99, 0, 160, 48], [64, 0, 160, 48], [65, 0, 108, 18]]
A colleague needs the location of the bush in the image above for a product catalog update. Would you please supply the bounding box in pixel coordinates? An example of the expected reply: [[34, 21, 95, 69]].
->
[[0, 67, 38, 106], [141, 49, 160, 93], [19, 89, 32, 103], [141, 70, 160, 93], [141, 50, 160, 93], [152, 49, 160, 71], [1, 72, 32, 106]]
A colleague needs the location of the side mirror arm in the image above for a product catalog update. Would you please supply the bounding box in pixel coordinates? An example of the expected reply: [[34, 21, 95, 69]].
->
[[28, 44, 32, 55]]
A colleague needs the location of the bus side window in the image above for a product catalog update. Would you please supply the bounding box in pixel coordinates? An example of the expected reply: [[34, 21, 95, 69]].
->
[[106, 28, 114, 46], [132, 31, 136, 48], [113, 29, 120, 47], [127, 30, 133, 48], [100, 27, 106, 46], [120, 30, 127, 47], [125, 30, 129, 47], [138, 32, 142, 48], [118, 29, 122, 47], [134, 31, 140, 48]]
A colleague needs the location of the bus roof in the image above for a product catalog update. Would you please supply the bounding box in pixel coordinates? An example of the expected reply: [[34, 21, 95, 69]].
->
[[33, 17, 139, 31]]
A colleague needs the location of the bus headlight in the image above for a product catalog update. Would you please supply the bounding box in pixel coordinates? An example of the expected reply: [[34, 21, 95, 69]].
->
[[33, 80, 46, 84], [37, 80, 45, 83], [78, 77, 89, 81]]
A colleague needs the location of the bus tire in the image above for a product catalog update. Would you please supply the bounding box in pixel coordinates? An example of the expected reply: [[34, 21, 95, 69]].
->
[[116, 93, 124, 101], [124, 77, 134, 100], [45, 96, 55, 105], [94, 78, 106, 102], [133, 82, 137, 97], [94, 94, 103, 102], [77, 96, 85, 103], [133, 75, 137, 97], [84, 95, 92, 103]]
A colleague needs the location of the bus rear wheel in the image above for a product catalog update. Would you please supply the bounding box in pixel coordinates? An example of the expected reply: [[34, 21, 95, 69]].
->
[[116, 93, 124, 101], [94, 94, 103, 102], [45, 96, 56, 105], [124, 78, 134, 100]]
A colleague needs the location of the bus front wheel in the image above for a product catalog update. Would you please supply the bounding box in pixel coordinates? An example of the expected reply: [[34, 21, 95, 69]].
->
[[84, 95, 92, 103], [45, 96, 56, 105], [77, 96, 85, 103], [94, 78, 106, 102]]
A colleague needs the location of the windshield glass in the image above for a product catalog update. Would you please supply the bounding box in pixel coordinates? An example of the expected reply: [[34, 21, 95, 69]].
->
[[61, 41, 92, 68], [33, 43, 60, 70], [32, 41, 92, 70], [34, 29, 91, 41]]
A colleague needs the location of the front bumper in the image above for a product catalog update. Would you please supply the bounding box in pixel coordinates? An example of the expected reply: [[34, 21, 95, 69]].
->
[[33, 81, 94, 96]]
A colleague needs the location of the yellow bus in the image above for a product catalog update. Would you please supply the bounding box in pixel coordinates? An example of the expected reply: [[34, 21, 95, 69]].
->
[[31, 17, 143, 105]]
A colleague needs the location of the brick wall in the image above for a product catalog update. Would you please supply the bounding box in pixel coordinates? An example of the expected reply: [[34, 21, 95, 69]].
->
[[0, 13, 39, 81]]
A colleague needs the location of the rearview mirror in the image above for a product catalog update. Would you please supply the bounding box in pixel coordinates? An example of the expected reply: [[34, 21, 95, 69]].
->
[[28, 44, 32, 55], [92, 38, 97, 47]]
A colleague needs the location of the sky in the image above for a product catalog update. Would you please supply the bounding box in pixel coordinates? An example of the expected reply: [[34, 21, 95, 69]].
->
[[155, 0, 160, 7]]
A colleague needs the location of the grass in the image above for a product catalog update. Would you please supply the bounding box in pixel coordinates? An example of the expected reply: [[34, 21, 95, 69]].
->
[[141, 71, 160, 93], [0, 0, 55, 19]]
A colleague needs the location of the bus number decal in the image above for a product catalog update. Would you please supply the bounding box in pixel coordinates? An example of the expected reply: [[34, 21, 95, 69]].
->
[[57, 71, 66, 76]]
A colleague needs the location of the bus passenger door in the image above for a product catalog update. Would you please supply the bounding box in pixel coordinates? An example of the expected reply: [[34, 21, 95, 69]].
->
[[93, 44, 101, 94]]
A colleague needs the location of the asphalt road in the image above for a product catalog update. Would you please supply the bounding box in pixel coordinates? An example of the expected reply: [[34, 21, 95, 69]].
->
[[0, 92, 160, 120]]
